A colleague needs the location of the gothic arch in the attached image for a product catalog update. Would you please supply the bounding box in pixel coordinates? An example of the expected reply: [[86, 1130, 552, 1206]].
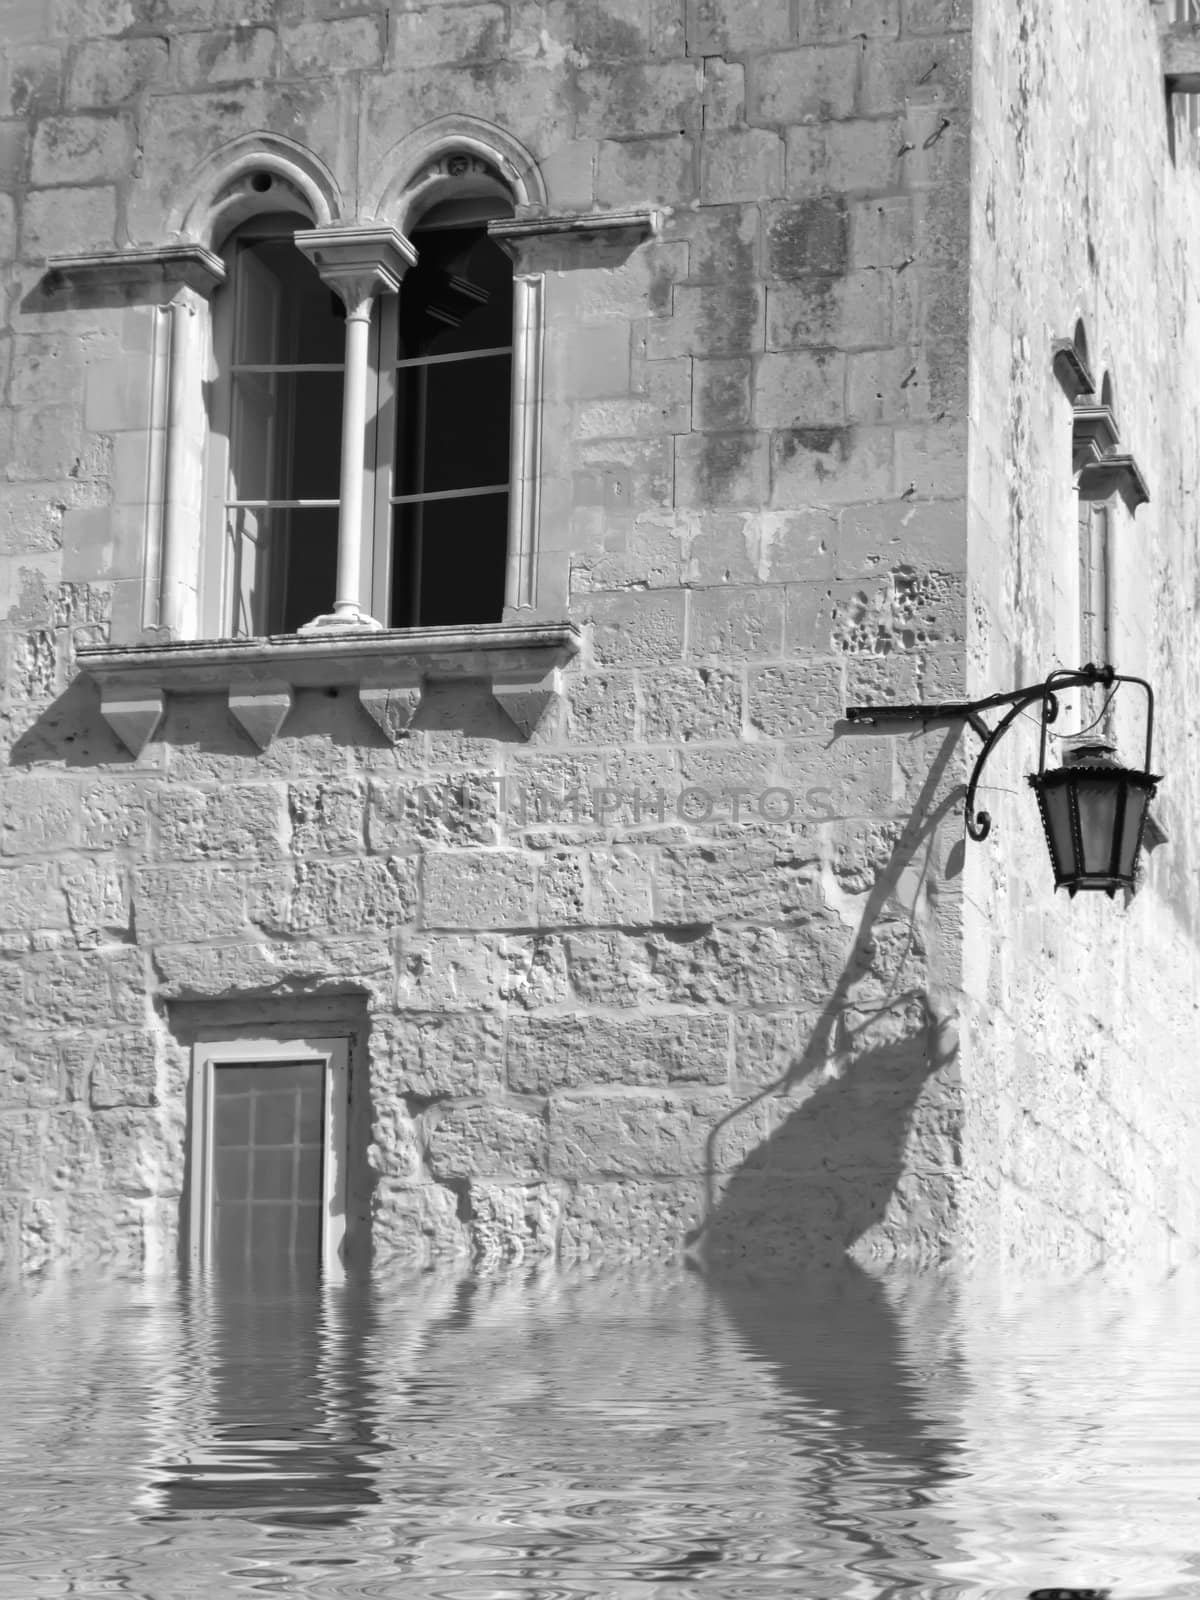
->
[[365, 115, 547, 233], [170, 133, 343, 250]]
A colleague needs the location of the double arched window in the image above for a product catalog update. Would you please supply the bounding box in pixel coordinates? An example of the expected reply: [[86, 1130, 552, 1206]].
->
[[206, 177, 515, 636]]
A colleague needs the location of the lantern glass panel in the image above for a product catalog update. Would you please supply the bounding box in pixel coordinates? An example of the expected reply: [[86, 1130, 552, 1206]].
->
[[1074, 775, 1120, 877], [1040, 782, 1077, 878], [1118, 783, 1150, 878]]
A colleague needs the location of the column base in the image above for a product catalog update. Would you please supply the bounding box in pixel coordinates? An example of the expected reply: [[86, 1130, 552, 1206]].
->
[[298, 608, 385, 634]]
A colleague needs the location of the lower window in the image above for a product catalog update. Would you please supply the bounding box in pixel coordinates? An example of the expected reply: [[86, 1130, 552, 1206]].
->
[[189, 1036, 348, 1281]]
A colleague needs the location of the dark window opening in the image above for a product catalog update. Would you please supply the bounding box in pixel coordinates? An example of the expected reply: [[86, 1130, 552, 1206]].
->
[[389, 223, 513, 628]]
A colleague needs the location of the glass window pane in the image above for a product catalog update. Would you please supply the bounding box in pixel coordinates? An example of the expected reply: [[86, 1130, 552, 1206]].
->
[[229, 371, 344, 504], [399, 228, 513, 360], [254, 1147, 300, 1201], [214, 1147, 250, 1202], [391, 494, 508, 628], [1076, 779, 1119, 877], [235, 235, 346, 367], [225, 505, 340, 635], [395, 353, 511, 496]]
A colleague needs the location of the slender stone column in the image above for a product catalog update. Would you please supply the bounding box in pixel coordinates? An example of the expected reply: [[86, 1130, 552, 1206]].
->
[[294, 225, 417, 632]]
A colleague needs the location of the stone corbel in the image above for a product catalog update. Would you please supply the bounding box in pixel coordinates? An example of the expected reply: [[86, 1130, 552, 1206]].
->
[[1071, 403, 1120, 473], [45, 243, 226, 298], [488, 208, 659, 273], [358, 676, 423, 743], [1052, 338, 1095, 403], [228, 680, 294, 749], [491, 664, 563, 740], [98, 681, 165, 758], [1077, 454, 1150, 514]]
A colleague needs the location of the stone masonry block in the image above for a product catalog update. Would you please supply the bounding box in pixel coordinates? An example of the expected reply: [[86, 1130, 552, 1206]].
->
[[687, 585, 785, 659], [747, 660, 843, 737], [534, 851, 587, 926], [701, 128, 783, 204], [288, 779, 365, 856], [30, 114, 133, 184], [755, 349, 848, 429], [2, 776, 77, 856], [656, 837, 825, 924], [764, 198, 849, 278], [133, 863, 246, 943], [786, 119, 903, 196], [390, 4, 508, 66], [0, 862, 64, 931], [152, 784, 284, 860], [23, 947, 145, 1030], [639, 666, 743, 743], [265, 857, 420, 936], [368, 775, 498, 851], [427, 1103, 547, 1183], [685, 0, 792, 54], [703, 56, 744, 128], [752, 45, 858, 124], [766, 273, 892, 351], [644, 283, 764, 360], [422, 851, 538, 930], [373, 1011, 505, 1099], [575, 358, 692, 440], [174, 28, 278, 85], [850, 196, 914, 268], [771, 424, 894, 505], [596, 134, 696, 206], [585, 846, 656, 922], [857, 36, 971, 115], [692, 358, 753, 430], [559, 1179, 705, 1259], [585, 589, 686, 665], [22, 185, 119, 258], [574, 61, 703, 139], [89, 1030, 157, 1109], [674, 430, 770, 508], [677, 204, 758, 284], [66, 38, 168, 105], [280, 17, 384, 75], [799, 0, 900, 40], [507, 1014, 731, 1093], [550, 1092, 775, 1179], [565, 673, 638, 744]]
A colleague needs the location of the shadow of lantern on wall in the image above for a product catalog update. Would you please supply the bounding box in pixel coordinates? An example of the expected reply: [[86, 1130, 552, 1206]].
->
[[846, 664, 1161, 898]]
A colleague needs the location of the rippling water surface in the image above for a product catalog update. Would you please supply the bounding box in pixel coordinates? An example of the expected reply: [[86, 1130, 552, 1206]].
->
[[1, 1257, 1199, 1598]]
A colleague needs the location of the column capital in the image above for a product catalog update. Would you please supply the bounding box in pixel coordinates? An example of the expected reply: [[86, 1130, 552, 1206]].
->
[[293, 223, 417, 310]]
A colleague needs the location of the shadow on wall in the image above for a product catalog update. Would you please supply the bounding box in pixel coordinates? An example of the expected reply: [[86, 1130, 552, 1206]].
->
[[690, 731, 965, 1271]]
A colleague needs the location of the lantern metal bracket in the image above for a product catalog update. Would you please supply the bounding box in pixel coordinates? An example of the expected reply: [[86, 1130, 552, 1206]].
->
[[845, 663, 1120, 841]]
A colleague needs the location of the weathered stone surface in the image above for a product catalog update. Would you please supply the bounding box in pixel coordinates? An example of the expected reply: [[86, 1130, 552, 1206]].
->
[[372, 1011, 505, 1099], [507, 1013, 730, 1093], [427, 1103, 548, 1183]]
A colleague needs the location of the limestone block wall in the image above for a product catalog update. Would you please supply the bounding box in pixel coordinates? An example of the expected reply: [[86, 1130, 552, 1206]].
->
[[961, 0, 1200, 1263], [0, 0, 974, 1272]]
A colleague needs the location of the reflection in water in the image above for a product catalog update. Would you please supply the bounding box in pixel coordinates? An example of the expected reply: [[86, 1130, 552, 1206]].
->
[[0, 1260, 1198, 1597]]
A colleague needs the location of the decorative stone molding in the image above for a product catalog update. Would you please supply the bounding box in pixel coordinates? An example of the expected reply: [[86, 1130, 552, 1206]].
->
[[488, 208, 660, 248], [228, 680, 294, 749], [367, 115, 548, 228], [1071, 403, 1121, 472], [293, 224, 416, 302], [78, 623, 581, 750], [172, 132, 341, 248], [1052, 338, 1095, 402], [1077, 454, 1150, 514], [45, 244, 226, 295]]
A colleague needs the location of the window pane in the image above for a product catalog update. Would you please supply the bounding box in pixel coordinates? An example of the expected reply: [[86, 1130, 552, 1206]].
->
[[210, 1061, 326, 1276], [399, 228, 513, 360], [395, 353, 511, 496], [235, 236, 345, 367], [225, 506, 339, 635], [229, 371, 344, 503], [391, 493, 508, 627]]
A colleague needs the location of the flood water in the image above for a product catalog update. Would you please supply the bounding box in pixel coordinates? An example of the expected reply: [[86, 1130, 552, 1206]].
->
[[1, 1257, 1198, 1599]]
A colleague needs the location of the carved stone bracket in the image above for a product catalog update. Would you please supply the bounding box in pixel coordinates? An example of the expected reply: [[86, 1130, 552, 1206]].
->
[[45, 243, 226, 298], [1052, 338, 1095, 403], [98, 681, 165, 758], [1071, 403, 1120, 473], [1077, 454, 1150, 514], [78, 622, 581, 751], [358, 678, 422, 742], [228, 680, 294, 749], [492, 665, 563, 739]]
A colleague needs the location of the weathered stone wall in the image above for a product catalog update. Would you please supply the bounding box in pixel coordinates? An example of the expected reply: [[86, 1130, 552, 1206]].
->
[[961, 0, 1200, 1263], [0, 0, 975, 1273]]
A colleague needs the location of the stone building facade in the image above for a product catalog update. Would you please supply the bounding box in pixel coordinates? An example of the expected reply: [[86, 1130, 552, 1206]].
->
[[1, 0, 1199, 1276]]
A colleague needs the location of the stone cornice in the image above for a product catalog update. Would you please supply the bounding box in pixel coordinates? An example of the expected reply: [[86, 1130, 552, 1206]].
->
[[1071, 403, 1121, 472], [489, 208, 659, 245], [77, 622, 581, 755], [293, 224, 416, 302], [45, 243, 226, 295], [1077, 454, 1151, 514], [1051, 338, 1095, 403]]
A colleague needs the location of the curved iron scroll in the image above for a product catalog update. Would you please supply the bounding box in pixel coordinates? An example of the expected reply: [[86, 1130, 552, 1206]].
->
[[845, 664, 1120, 842]]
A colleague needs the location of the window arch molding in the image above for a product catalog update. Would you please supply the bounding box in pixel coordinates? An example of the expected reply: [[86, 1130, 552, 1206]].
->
[[363, 114, 547, 228], [171, 132, 343, 249]]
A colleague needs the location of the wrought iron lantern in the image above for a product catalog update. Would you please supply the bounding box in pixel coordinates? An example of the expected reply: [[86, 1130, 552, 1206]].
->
[[846, 664, 1161, 898]]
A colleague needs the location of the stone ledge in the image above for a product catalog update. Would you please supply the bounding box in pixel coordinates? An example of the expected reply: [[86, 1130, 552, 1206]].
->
[[77, 622, 582, 756], [45, 243, 226, 295], [489, 208, 659, 244]]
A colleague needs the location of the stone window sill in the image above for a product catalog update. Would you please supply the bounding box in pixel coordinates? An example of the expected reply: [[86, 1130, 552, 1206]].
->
[[77, 622, 582, 755]]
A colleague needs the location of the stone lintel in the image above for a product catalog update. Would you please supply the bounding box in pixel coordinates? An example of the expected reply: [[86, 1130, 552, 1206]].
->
[[46, 243, 226, 296], [489, 208, 659, 245], [1077, 454, 1150, 514], [1072, 404, 1121, 473], [1164, 21, 1200, 94], [98, 681, 165, 758], [492, 665, 563, 739], [78, 622, 581, 748], [1051, 339, 1095, 403], [293, 223, 417, 302], [228, 680, 294, 749]]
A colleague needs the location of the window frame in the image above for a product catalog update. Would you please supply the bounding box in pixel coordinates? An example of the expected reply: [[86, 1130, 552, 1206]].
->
[[189, 1033, 349, 1278]]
